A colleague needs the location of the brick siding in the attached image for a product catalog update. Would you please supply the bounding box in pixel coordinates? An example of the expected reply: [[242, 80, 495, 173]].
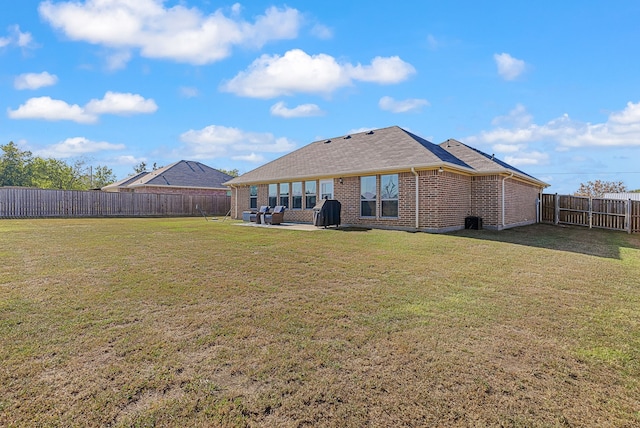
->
[[230, 171, 542, 232]]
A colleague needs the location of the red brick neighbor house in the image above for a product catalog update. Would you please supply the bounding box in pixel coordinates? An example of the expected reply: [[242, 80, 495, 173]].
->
[[224, 126, 548, 232], [102, 160, 233, 196]]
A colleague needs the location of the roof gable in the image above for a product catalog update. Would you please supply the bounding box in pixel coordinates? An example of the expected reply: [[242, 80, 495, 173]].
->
[[439, 139, 541, 181]]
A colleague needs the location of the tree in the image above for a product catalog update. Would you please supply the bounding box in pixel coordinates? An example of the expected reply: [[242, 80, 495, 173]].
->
[[0, 141, 34, 187], [574, 180, 627, 198], [92, 165, 117, 188], [133, 161, 147, 174], [31, 158, 73, 189], [218, 168, 240, 177]]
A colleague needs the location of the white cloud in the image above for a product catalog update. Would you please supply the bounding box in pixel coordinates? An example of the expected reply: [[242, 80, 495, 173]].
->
[[0, 25, 36, 50], [179, 86, 199, 98], [8, 97, 97, 123], [471, 102, 640, 149], [221, 49, 415, 98], [310, 24, 333, 39], [8, 92, 157, 123], [426, 34, 439, 50], [379, 96, 429, 113], [14, 72, 58, 90], [494, 53, 526, 81], [39, 1, 303, 65], [504, 151, 549, 166], [491, 103, 532, 128], [232, 153, 265, 163], [270, 101, 324, 118], [179, 125, 295, 159], [106, 50, 132, 71], [85, 91, 158, 115], [347, 56, 416, 84], [36, 137, 125, 158]]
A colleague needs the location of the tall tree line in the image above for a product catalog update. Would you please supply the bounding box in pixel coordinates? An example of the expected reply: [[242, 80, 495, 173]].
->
[[0, 141, 116, 190]]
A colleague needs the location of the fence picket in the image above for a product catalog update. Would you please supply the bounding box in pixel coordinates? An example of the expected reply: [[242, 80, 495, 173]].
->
[[0, 188, 230, 219], [543, 193, 640, 233]]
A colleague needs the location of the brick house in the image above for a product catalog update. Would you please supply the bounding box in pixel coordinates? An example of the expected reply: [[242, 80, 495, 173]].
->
[[224, 126, 548, 232], [102, 160, 232, 196]]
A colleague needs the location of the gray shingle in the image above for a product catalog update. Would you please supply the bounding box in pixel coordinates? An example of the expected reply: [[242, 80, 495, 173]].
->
[[226, 126, 472, 185]]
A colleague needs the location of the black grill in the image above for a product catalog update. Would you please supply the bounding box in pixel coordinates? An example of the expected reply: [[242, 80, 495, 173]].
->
[[312, 199, 341, 228]]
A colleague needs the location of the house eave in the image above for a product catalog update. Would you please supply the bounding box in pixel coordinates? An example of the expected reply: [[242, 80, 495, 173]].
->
[[225, 163, 548, 188]]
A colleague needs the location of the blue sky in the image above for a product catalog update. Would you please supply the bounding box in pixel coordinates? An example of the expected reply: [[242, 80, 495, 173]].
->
[[2, 1, 640, 193]]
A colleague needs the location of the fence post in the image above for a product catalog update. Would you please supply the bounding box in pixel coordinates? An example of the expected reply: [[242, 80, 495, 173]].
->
[[554, 193, 559, 225], [588, 197, 592, 229], [626, 199, 632, 234]]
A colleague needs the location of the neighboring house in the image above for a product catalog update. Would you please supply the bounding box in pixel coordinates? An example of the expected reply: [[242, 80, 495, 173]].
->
[[102, 160, 233, 196], [224, 126, 548, 232], [603, 193, 640, 201]]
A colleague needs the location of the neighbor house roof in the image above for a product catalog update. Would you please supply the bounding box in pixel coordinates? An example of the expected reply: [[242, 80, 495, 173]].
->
[[102, 160, 233, 191], [225, 126, 548, 187]]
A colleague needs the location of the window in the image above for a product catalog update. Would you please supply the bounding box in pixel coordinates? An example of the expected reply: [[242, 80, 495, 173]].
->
[[268, 184, 277, 208], [305, 180, 316, 209], [360, 176, 377, 217], [320, 179, 333, 200], [292, 182, 303, 209], [249, 185, 257, 210], [279, 183, 289, 208], [381, 174, 399, 217]]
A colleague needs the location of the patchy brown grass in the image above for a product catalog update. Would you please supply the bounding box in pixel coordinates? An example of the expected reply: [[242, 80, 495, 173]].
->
[[1, 218, 639, 427]]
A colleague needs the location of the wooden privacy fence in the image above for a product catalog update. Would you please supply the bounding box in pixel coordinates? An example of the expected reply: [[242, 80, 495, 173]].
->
[[542, 193, 640, 233], [0, 188, 231, 219]]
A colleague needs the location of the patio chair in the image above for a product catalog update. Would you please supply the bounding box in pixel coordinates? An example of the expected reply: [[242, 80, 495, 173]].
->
[[264, 205, 286, 225], [250, 206, 270, 222]]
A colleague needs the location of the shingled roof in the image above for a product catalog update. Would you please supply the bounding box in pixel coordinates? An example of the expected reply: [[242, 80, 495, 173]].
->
[[225, 126, 547, 186], [103, 160, 233, 191]]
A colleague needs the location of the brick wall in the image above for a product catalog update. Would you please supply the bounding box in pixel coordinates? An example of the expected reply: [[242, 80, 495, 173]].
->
[[230, 172, 542, 232], [504, 178, 540, 227], [471, 176, 501, 227]]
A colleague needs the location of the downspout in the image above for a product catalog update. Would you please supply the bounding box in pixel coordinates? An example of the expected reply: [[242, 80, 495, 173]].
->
[[502, 172, 514, 228], [231, 185, 237, 219], [411, 167, 419, 229]]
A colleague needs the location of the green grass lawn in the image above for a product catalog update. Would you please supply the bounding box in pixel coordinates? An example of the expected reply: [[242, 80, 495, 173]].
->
[[1, 218, 639, 427]]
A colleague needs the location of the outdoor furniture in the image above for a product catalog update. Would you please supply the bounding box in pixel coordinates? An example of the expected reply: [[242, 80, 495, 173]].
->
[[264, 205, 286, 225], [250, 206, 270, 223]]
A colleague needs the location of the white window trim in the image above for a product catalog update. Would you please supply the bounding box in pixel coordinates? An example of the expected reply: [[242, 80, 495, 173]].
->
[[319, 179, 334, 200]]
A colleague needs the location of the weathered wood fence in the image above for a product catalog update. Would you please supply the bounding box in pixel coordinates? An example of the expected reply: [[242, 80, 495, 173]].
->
[[542, 193, 640, 233], [0, 188, 231, 218]]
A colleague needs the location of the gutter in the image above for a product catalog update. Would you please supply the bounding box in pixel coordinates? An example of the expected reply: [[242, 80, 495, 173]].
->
[[411, 167, 419, 229], [502, 172, 514, 228]]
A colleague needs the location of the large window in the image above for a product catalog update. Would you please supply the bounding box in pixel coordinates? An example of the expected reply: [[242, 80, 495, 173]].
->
[[305, 180, 316, 209], [279, 183, 289, 208], [249, 185, 257, 209], [320, 179, 333, 200], [268, 184, 277, 208], [360, 176, 377, 217], [381, 174, 399, 217], [292, 182, 302, 209]]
